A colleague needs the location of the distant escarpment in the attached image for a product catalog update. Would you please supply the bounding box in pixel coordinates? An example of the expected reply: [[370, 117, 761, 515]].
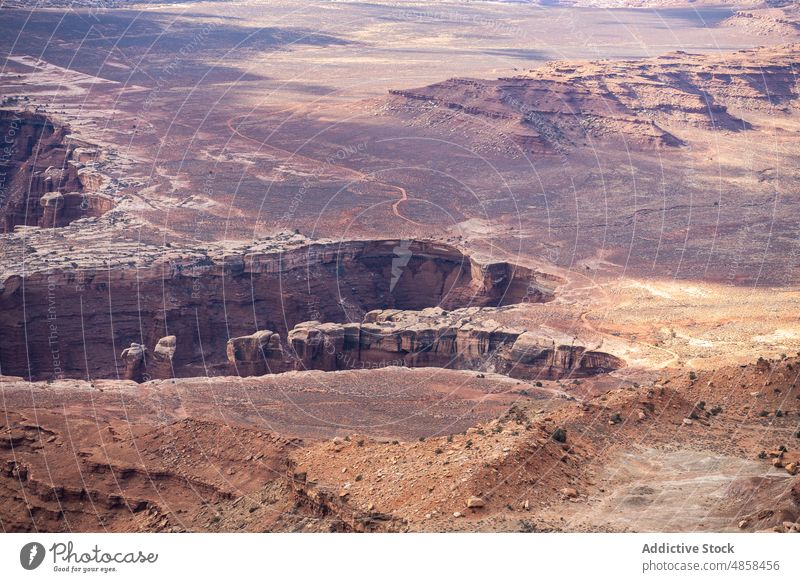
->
[[723, 5, 800, 37], [0, 110, 113, 232], [384, 45, 800, 154], [0, 238, 563, 381]]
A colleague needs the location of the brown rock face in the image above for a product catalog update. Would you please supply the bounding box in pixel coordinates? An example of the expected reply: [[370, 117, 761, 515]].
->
[[119, 336, 177, 382], [227, 330, 286, 376], [229, 307, 622, 380], [0, 238, 556, 381], [0, 111, 112, 231], [120, 343, 147, 382], [466, 496, 485, 509], [150, 335, 177, 379]]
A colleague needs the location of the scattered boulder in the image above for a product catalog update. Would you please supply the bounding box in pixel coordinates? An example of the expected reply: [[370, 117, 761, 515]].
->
[[466, 496, 485, 509]]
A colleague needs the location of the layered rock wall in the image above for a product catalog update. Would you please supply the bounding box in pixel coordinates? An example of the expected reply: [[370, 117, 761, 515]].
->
[[228, 307, 622, 380], [0, 239, 553, 381]]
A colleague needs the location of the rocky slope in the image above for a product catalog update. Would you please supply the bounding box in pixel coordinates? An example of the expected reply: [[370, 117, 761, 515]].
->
[[0, 407, 303, 532], [287, 355, 800, 532], [2, 354, 797, 532]]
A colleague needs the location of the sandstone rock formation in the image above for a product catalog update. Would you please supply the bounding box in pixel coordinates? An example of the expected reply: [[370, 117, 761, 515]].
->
[[227, 330, 286, 376], [120, 343, 146, 382], [229, 307, 622, 380], [119, 336, 177, 381], [151, 335, 177, 378], [0, 111, 112, 231], [2, 355, 799, 532], [0, 236, 557, 381]]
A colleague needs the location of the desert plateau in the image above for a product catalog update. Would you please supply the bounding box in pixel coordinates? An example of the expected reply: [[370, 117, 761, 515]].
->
[[1, 0, 799, 535]]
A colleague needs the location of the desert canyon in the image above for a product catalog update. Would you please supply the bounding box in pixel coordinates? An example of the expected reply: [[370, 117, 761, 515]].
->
[[1, 0, 799, 533]]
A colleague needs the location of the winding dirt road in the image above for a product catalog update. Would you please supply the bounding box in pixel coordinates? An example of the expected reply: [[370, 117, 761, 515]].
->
[[226, 115, 425, 227]]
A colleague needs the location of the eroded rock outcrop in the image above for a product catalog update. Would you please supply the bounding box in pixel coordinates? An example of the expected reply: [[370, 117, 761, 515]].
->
[[151, 335, 177, 378], [0, 111, 112, 231], [119, 336, 177, 381], [226, 330, 286, 376], [229, 307, 622, 380], [120, 343, 147, 382]]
